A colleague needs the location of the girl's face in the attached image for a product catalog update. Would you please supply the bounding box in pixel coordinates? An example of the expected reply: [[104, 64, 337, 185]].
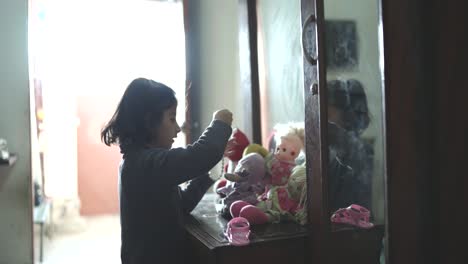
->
[[328, 105, 344, 128], [153, 104, 181, 149]]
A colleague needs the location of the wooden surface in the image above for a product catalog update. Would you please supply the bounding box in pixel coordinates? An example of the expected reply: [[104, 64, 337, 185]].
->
[[382, 0, 468, 263], [300, 0, 330, 263], [185, 193, 309, 264], [328, 224, 385, 264], [238, 0, 261, 143]]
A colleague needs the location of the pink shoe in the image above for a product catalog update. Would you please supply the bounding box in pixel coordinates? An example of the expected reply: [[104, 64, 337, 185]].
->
[[230, 201, 251, 218], [225, 217, 251, 246], [331, 204, 374, 229], [239, 205, 269, 225], [348, 204, 371, 222]]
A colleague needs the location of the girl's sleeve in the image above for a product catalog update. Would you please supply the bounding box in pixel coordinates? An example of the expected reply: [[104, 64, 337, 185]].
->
[[179, 174, 214, 214], [142, 120, 232, 186]]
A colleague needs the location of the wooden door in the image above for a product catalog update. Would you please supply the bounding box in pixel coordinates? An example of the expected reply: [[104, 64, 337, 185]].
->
[[382, 0, 468, 263], [303, 0, 387, 263]]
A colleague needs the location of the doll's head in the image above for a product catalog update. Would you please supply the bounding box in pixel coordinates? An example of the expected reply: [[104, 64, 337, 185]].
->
[[270, 122, 305, 162], [225, 128, 250, 162], [274, 134, 303, 162], [220, 153, 266, 204], [273, 122, 305, 148], [228, 153, 266, 185]]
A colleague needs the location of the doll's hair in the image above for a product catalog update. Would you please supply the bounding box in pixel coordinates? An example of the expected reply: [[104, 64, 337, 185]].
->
[[101, 78, 177, 153], [289, 163, 307, 203], [273, 122, 305, 150], [289, 163, 308, 225], [327, 79, 370, 134]]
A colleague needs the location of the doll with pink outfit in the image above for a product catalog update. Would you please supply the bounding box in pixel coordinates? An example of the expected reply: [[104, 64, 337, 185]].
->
[[228, 123, 308, 225]]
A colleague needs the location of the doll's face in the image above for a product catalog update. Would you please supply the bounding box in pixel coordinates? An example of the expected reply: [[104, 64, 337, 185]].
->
[[275, 136, 302, 162]]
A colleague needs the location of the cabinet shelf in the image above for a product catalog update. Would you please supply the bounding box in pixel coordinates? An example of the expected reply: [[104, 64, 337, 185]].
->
[[185, 193, 309, 264]]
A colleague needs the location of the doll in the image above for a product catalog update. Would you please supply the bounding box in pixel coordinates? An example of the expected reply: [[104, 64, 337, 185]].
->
[[229, 131, 306, 225], [213, 128, 250, 198], [230, 162, 308, 225], [224, 128, 250, 173], [216, 153, 266, 217], [265, 133, 303, 186], [286, 163, 308, 225]]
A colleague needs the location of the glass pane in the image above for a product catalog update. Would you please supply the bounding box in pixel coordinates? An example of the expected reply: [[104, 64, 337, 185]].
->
[[247, 0, 308, 227], [323, 0, 385, 228], [257, 0, 305, 146]]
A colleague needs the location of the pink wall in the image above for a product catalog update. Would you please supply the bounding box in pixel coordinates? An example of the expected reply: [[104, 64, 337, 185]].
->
[[77, 95, 121, 215]]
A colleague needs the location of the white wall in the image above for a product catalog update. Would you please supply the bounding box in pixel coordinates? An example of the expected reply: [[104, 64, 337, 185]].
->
[[0, 0, 34, 263], [190, 0, 243, 134]]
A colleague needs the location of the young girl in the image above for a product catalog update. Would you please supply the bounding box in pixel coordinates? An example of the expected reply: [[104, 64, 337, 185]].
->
[[101, 78, 233, 264], [327, 79, 373, 213]]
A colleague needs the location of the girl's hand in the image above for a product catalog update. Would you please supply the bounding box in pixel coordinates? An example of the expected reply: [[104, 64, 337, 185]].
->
[[213, 109, 233, 126]]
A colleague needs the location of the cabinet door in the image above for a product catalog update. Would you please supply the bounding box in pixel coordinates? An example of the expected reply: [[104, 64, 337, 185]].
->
[[302, 0, 387, 263]]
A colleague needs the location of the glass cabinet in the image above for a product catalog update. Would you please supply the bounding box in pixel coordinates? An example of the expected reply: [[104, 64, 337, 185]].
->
[[183, 0, 468, 263], [302, 0, 386, 262], [185, 0, 387, 263]]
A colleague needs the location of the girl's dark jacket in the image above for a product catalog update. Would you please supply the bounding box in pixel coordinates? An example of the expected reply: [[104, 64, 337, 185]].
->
[[119, 120, 232, 264]]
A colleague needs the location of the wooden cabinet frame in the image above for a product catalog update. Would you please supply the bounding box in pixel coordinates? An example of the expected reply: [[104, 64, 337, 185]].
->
[[184, 0, 468, 263]]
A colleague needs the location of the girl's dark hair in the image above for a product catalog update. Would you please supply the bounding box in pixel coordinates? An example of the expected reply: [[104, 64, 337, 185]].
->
[[101, 78, 177, 153], [327, 79, 370, 134]]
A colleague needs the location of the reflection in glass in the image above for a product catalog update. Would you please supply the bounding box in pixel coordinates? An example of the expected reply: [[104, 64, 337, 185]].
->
[[327, 79, 373, 213], [324, 0, 385, 226]]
